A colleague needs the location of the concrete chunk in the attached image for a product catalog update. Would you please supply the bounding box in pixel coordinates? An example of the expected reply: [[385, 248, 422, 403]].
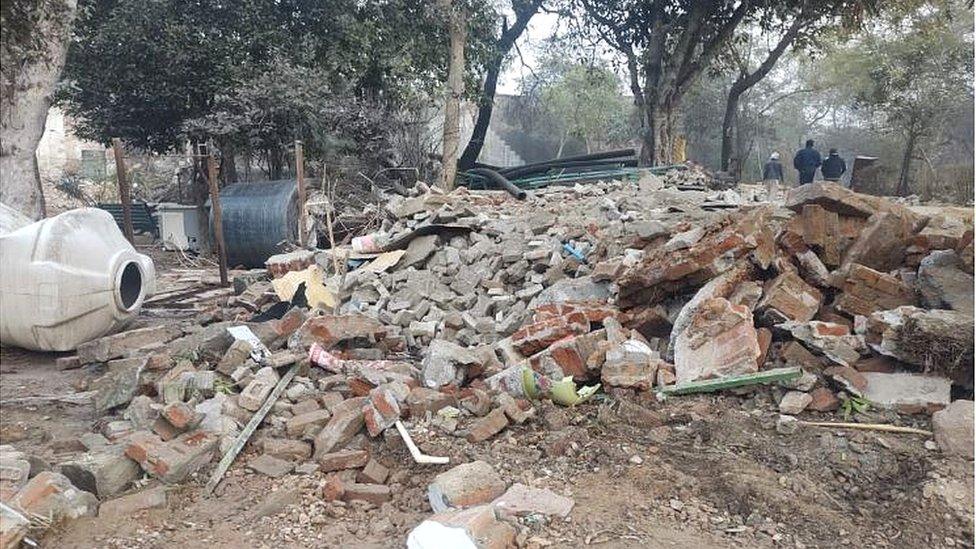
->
[[428, 460, 507, 513], [860, 372, 951, 414]]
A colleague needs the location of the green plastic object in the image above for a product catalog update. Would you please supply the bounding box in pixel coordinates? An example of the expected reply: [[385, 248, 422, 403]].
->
[[659, 367, 802, 396], [550, 376, 601, 407]]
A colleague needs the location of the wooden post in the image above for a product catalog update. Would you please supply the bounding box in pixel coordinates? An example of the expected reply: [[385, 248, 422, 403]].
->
[[206, 145, 229, 287], [295, 140, 307, 246], [111, 138, 135, 243]]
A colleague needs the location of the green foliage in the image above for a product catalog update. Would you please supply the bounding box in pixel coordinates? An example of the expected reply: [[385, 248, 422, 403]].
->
[[839, 395, 871, 420], [536, 56, 629, 154], [59, 0, 499, 158]]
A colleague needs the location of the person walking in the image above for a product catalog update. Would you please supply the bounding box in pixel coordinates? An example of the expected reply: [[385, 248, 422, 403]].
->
[[793, 139, 822, 185], [821, 148, 847, 183], [762, 152, 785, 201]]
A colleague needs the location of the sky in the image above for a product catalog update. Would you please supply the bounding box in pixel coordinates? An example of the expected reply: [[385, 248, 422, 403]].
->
[[496, 11, 561, 95]]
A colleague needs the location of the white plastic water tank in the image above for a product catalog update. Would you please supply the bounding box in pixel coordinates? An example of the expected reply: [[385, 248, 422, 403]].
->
[[0, 208, 156, 351]]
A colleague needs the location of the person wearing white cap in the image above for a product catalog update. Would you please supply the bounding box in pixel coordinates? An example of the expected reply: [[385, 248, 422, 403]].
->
[[762, 151, 785, 201]]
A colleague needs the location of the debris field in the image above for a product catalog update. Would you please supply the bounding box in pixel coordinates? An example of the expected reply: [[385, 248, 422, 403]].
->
[[0, 177, 973, 548]]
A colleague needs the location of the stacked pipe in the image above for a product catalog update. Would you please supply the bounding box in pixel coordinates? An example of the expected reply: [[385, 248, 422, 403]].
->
[[463, 149, 638, 197]]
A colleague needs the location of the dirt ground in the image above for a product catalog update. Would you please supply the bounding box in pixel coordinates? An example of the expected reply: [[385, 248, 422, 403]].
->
[[1, 340, 972, 548]]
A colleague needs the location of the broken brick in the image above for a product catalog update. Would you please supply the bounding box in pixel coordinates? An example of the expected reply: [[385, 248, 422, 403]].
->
[[363, 387, 401, 437], [342, 483, 392, 505], [834, 264, 915, 317], [124, 430, 218, 484], [313, 397, 367, 458], [757, 270, 822, 323], [510, 311, 589, 356], [674, 298, 760, 384], [357, 459, 390, 484], [409, 504, 515, 549], [318, 449, 369, 472], [427, 460, 506, 512], [406, 387, 455, 418], [466, 408, 508, 443]]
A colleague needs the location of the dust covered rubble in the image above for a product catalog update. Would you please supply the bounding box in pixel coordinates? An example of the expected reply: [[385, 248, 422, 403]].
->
[[2, 178, 973, 547]]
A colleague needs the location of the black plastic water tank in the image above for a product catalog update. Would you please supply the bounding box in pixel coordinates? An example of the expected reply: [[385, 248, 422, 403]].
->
[[210, 180, 298, 268]]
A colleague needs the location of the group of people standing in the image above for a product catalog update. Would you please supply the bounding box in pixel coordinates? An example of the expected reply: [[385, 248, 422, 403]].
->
[[762, 139, 847, 199]]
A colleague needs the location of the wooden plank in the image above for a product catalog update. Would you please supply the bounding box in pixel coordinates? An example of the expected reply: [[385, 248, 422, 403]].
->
[[295, 140, 307, 246], [204, 362, 299, 495], [206, 147, 229, 287], [112, 138, 135, 243], [659, 367, 802, 396]]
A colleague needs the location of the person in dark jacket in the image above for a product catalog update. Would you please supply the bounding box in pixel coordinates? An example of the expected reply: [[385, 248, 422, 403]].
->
[[762, 152, 784, 201], [821, 148, 846, 182], [793, 139, 822, 184]]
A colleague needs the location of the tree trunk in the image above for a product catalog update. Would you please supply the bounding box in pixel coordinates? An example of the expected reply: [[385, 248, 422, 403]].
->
[[641, 101, 676, 166], [556, 131, 567, 158], [439, 0, 465, 190], [458, 1, 541, 171], [0, 0, 78, 220], [218, 140, 238, 184], [897, 130, 917, 197], [721, 87, 742, 172]]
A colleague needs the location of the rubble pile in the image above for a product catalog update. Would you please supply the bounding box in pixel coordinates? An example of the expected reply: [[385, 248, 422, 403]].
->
[[1, 179, 973, 547]]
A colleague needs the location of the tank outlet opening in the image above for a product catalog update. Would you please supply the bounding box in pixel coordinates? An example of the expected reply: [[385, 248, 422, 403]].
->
[[117, 261, 144, 311]]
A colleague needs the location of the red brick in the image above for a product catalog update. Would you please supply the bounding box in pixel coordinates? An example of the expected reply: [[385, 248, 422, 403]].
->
[[318, 449, 370, 472], [286, 409, 332, 438], [161, 402, 200, 431], [547, 338, 587, 378], [757, 271, 823, 322], [621, 305, 672, 339], [10, 472, 97, 523], [825, 365, 868, 392], [617, 208, 772, 308], [533, 302, 619, 324], [834, 264, 914, 317], [466, 408, 508, 443], [275, 307, 308, 338], [357, 459, 390, 484], [342, 483, 392, 505], [459, 388, 492, 417], [810, 321, 850, 337], [510, 312, 590, 355], [321, 475, 345, 501], [428, 461, 506, 512], [313, 397, 367, 458], [854, 355, 898, 374], [265, 249, 315, 278], [840, 211, 918, 273], [674, 298, 760, 383], [756, 328, 772, 368], [125, 430, 218, 484], [807, 388, 841, 412], [297, 314, 386, 349], [418, 505, 515, 549], [406, 387, 455, 418], [263, 438, 312, 461]]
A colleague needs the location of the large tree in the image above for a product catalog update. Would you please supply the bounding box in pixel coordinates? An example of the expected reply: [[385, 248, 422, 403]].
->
[[535, 57, 629, 156], [1, 0, 78, 220], [578, 0, 756, 165], [576, 0, 883, 166], [841, 4, 974, 195], [59, 0, 497, 160], [458, 0, 543, 170]]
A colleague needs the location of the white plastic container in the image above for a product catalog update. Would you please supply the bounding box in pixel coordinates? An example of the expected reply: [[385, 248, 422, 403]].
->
[[0, 208, 156, 351]]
